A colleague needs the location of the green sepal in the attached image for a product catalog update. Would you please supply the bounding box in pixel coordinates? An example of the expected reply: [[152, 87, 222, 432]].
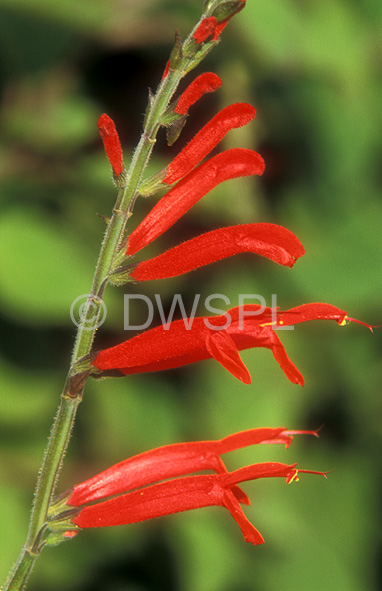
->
[[112, 169, 128, 188], [212, 1, 245, 22], [112, 242, 131, 270], [166, 114, 188, 146], [109, 261, 140, 286], [169, 30, 184, 71], [203, 0, 217, 13], [44, 529, 78, 547], [159, 108, 183, 127], [138, 167, 168, 196], [183, 39, 220, 73], [49, 490, 74, 517], [45, 501, 80, 547]]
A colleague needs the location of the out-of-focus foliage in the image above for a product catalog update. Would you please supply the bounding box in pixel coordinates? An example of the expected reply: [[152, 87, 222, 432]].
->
[[0, 1, 381, 590]]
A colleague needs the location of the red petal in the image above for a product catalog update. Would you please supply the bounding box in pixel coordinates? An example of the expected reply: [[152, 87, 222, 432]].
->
[[164, 103, 256, 185], [127, 149, 265, 256], [221, 462, 298, 488], [227, 317, 304, 385], [274, 303, 348, 327], [175, 73, 222, 115], [277, 305, 374, 332], [69, 445, 227, 507], [98, 114, 124, 177], [222, 489, 264, 545], [130, 223, 305, 281], [266, 331, 304, 386], [206, 330, 251, 384]]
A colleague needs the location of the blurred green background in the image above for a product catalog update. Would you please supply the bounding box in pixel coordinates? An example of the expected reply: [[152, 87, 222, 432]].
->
[[0, 0, 381, 589]]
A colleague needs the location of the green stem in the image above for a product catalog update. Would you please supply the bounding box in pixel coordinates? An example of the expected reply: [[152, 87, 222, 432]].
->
[[2, 11, 217, 591], [2, 552, 35, 591]]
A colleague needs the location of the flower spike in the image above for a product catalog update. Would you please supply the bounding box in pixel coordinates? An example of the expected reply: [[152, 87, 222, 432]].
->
[[164, 103, 257, 185], [98, 114, 124, 177], [127, 148, 265, 256], [130, 223, 305, 281]]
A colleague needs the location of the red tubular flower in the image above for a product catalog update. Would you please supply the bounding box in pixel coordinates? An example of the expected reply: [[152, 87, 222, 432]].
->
[[72, 461, 326, 545], [98, 114, 124, 177], [130, 223, 305, 281], [127, 148, 264, 256], [174, 72, 222, 115], [163, 103, 257, 185], [93, 303, 370, 385], [68, 427, 317, 507]]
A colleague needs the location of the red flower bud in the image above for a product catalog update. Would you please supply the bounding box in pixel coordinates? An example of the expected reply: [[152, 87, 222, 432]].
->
[[193, 17, 218, 43], [97, 114, 124, 177], [175, 72, 222, 115]]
